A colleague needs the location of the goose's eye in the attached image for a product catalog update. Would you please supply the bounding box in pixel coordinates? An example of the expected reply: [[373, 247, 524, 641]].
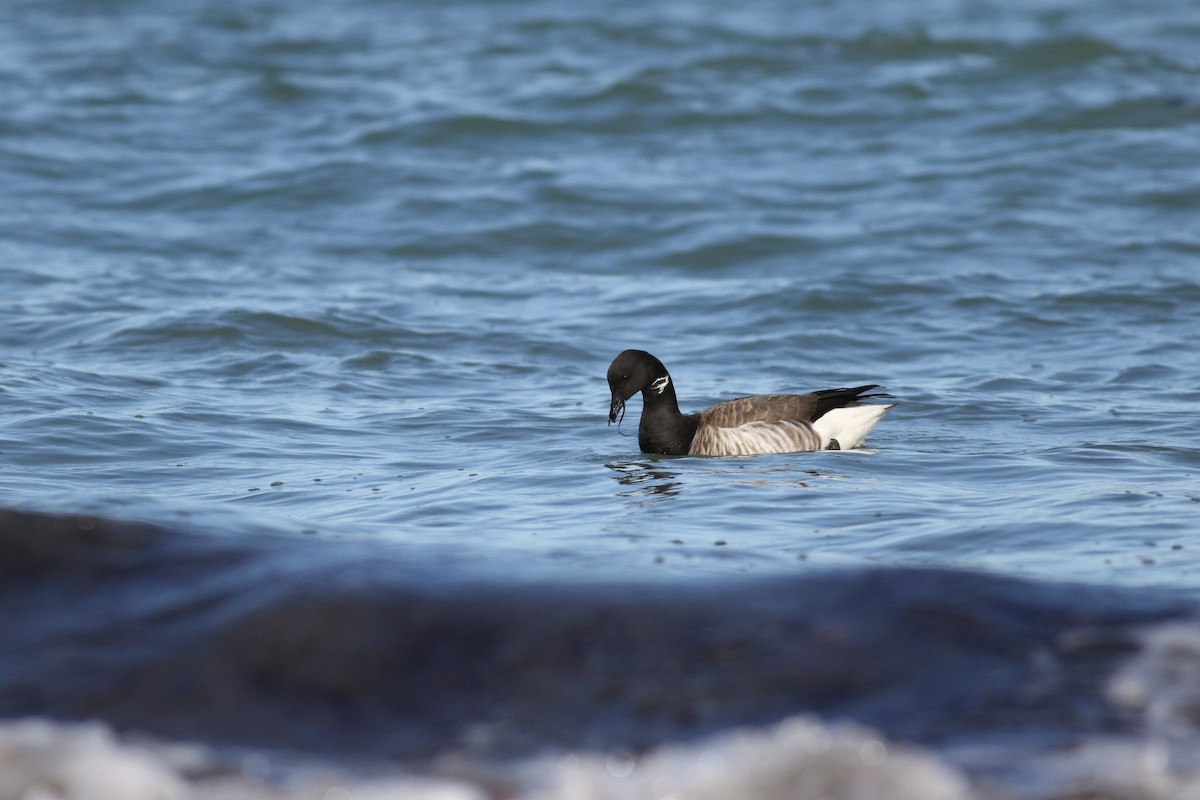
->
[[622, 374, 629, 381]]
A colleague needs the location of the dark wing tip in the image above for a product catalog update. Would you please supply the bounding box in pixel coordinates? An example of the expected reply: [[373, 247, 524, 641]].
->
[[816, 385, 893, 401]]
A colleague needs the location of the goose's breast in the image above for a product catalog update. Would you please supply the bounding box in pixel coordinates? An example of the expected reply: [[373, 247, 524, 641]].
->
[[689, 420, 823, 456]]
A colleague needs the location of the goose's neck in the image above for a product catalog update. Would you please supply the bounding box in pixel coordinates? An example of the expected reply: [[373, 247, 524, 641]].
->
[[637, 376, 696, 455], [640, 373, 680, 412]]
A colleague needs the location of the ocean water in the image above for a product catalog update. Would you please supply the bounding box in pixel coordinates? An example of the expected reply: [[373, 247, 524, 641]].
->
[[2, 0, 1200, 797]]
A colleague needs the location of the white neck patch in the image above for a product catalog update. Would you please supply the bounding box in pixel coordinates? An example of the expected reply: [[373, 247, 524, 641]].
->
[[650, 375, 670, 395]]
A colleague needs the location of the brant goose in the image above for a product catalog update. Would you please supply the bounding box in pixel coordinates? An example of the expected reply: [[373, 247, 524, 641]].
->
[[607, 349, 893, 456]]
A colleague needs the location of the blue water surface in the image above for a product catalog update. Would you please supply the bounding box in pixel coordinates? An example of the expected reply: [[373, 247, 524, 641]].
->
[[2, 0, 1199, 589]]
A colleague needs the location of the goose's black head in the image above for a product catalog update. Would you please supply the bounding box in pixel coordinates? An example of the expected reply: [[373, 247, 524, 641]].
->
[[607, 349, 670, 424]]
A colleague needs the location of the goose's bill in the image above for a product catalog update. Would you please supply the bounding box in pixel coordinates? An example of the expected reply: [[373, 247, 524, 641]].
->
[[608, 394, 624, 425]]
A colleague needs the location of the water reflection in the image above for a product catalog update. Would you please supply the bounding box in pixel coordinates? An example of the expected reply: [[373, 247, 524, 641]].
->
[[605, 460, 682, 500], [606, 458, 840, 501]]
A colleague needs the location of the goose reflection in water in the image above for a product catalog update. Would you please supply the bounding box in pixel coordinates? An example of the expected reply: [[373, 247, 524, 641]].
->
[[604, 460, 682, 499]]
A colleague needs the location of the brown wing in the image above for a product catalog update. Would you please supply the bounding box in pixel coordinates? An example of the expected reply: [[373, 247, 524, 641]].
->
[[697, 394, 821, 429]]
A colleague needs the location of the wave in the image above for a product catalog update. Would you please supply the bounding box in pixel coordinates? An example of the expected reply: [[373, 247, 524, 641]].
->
[[3, 507, 1200, 798]]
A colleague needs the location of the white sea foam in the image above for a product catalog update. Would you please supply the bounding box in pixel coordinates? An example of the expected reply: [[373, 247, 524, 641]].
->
[[522, 716, 971, 800], [1108, 621, 1200, 736], [0, 718, 186, 800], [9, 682, 1200, 800], [0, 716, 966, 800]]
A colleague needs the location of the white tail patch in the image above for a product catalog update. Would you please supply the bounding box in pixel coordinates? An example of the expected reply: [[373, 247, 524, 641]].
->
[[812, 404, 893, 450], [650, 375, 670, 395]]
